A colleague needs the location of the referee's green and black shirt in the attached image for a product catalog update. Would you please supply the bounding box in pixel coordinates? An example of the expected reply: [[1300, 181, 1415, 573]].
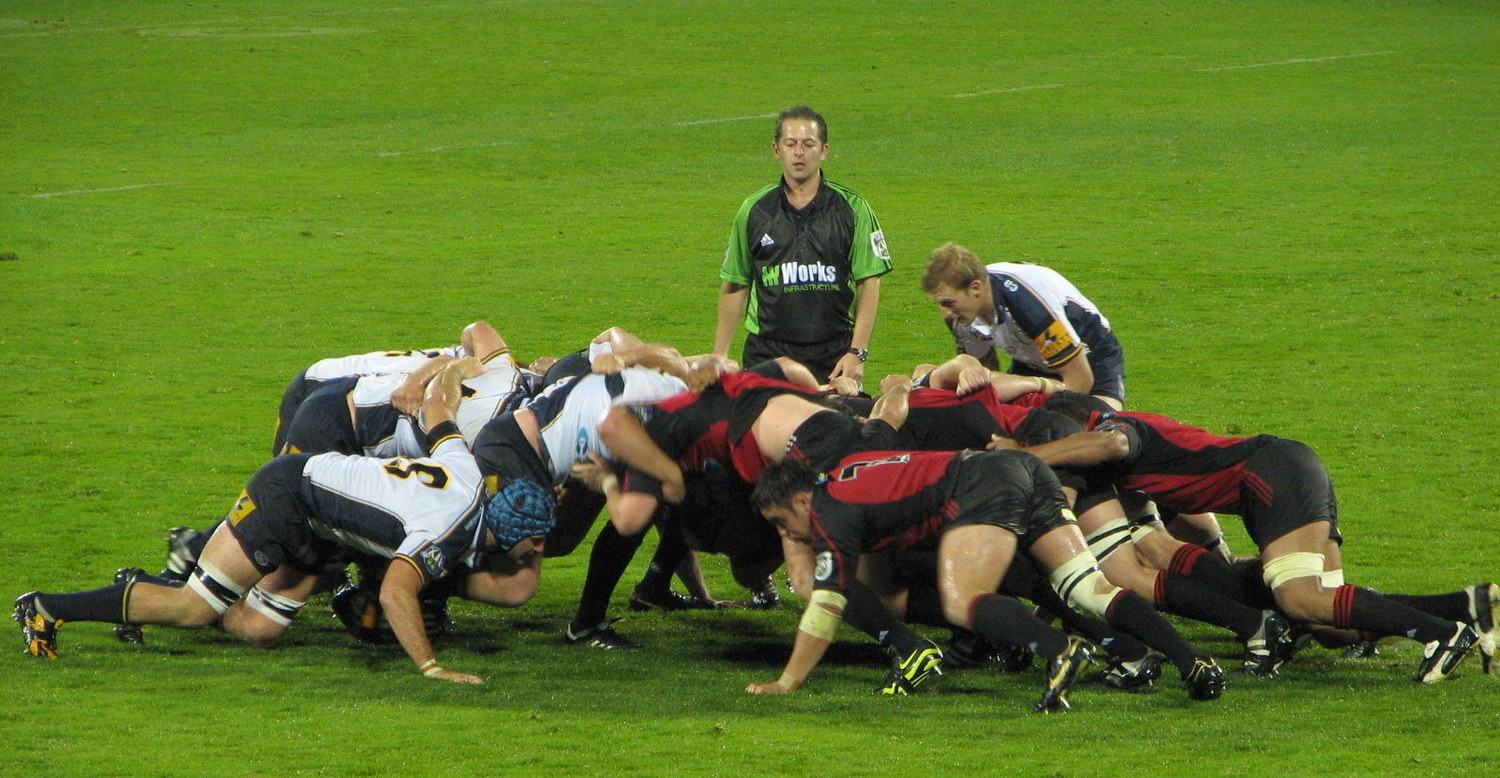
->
[[720, 176, 892, 345]]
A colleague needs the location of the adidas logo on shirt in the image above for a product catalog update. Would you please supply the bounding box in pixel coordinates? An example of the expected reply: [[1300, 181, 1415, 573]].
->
[[759, 233, 776, 248]]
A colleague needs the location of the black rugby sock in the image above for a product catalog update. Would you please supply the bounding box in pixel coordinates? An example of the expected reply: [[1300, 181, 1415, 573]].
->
[[1027, 583, 1149, 661], [839, 587, 929, 656], [968, 594, 1069, 659], [1156, 570, 1264, 639], [569, 522, 647, 632], [1106, 591, 1200, 674], [1333, 586, 1456, 643], [36, 584, 131, 624], [1382, 591, 1472, 623]]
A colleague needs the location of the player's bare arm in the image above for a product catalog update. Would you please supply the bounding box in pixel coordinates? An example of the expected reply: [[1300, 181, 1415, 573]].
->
[[595, 407, 686, 503], [381, 559, 482, 685]]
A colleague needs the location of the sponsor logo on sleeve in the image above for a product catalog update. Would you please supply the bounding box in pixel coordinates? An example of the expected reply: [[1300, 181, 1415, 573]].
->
[[227, 490, 257, 526], [1037, 321, 1076, 361], [870, 229, 890, 261], [419, 545, 446, 579]]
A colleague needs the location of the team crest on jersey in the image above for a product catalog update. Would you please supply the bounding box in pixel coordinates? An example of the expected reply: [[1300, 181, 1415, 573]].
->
[[419, 546, 446, 579], [759, 233, 776, 248], [227, 490, 257, 526], [870, 229, 890, 261], [814, 551, 834, 582]]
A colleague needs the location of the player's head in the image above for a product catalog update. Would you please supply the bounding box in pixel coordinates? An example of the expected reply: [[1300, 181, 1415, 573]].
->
[[484, 478, 556, 551], [774, 106, 827, 144], [774, 106, 829, 186], [1043, 391, 1116, 425], [923, 243, 991, 326], [751, 459, 823, 517]]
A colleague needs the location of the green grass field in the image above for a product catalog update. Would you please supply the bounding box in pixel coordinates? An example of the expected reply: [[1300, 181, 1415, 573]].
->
[[2, 1, 1497, 775]]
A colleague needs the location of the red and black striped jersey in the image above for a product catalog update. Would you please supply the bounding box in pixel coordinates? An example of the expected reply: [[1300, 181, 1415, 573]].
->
[[898, 387, 1082, 450], [1095, 410, 1277, 515], [622, 364, 809, 493], [808, 450, 963, 594]]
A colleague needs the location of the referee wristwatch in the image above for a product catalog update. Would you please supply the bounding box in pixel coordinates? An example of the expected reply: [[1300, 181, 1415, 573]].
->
[[845, 347, 869, 362]]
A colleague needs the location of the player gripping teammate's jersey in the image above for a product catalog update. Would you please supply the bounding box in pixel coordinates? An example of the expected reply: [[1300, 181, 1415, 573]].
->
[[471, 366, 688, 489], [364, 349, 530, 458]]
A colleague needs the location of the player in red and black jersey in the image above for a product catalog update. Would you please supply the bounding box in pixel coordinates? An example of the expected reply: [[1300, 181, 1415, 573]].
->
[[892, 380, 1297, 677], [558, 360, 825, 649], [1030, 393, 1486, 683], [746, 448, 1225, 710], [585, 365, 952, 692]]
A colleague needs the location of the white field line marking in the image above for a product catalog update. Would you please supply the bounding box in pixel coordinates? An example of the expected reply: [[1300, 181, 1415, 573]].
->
[[377, 141, 518, 158], [951, 83, 1067, 98], [1198, 51, 1394, 72], [29, 182, 180, 199], [674, 113, 779, 127], [2, 2, 517, 38]]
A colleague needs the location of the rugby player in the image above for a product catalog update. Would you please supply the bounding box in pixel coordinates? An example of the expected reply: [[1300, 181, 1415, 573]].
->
[[16, 358, 557, 683], [1025, 393, 1486, 683], [745, 448, 1226, 710]]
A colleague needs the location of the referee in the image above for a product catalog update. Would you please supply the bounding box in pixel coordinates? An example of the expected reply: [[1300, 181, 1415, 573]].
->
[[713, 106, 892, 386]]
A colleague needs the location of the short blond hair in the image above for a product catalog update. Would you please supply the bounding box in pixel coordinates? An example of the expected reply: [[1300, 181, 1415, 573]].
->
[[921, 242, 987, 293]]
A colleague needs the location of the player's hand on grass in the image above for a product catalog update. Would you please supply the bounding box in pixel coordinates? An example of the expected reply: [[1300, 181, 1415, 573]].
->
[[745, 679, 797, 694], [427, 667, 485, 685]]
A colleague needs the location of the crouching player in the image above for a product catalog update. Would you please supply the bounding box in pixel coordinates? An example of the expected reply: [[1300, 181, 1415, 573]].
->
[[745, 448, 1225, 711], [15, 358, 556, 684]]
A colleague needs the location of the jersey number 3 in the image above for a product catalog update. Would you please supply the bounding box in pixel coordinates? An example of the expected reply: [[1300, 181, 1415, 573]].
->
[[382, 459, 450, 489]]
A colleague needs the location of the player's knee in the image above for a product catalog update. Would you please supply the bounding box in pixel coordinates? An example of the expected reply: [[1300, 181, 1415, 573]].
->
[[168, 589, 225, 629], [234, 622, 289, 649], [945, 591, 986, 628], [1263, 553, 1331, 622], [1049, 554, 1119, 621], [1271, 584, 1332, 624], [184, 561, 250, 627]]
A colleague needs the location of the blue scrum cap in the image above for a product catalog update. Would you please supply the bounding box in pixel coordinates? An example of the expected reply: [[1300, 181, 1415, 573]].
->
[[483, 478, 557, 551]]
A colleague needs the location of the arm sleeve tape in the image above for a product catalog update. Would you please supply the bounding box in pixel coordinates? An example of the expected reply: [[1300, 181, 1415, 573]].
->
[[798, 589, 848, 641]]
